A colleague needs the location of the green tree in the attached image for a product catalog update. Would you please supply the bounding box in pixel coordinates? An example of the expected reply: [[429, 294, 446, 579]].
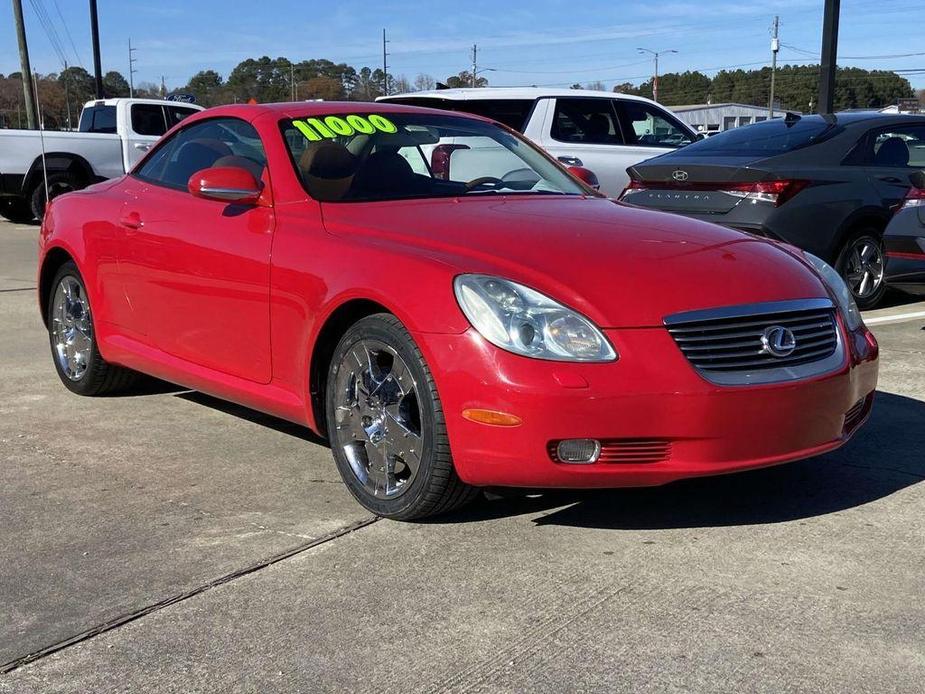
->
[[185, 69, 224, 106], [445, 71, 488, 88], [103, 71, 130, 97], [227, 56, 291, 103]]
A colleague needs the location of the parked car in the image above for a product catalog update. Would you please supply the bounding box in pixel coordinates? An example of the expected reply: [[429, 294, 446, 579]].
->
[[620, 112, 925, 309], [39, 102, 878, 520], [0, 98, 202, 222], [378, 87, 696, 196], [884, 169, 925, 295]]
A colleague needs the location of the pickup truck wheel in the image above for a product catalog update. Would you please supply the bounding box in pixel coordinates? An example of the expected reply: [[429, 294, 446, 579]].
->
[[48, 261, 139, 395], [29, 173, 79, 221], [325, 313, 479, 520], [0, 198, 35, 223]]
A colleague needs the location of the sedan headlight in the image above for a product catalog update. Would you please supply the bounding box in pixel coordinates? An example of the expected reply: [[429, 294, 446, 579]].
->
[[453, 274, 617, 362], [804, 253, 863, 331]]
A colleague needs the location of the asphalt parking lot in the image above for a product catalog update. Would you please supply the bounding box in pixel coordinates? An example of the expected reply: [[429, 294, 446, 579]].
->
[[1, 218, 923, 693]]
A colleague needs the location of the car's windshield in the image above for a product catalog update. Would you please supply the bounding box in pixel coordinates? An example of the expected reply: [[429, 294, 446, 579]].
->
[[280, 112, 586, 202], [677, 117, 842, 157]]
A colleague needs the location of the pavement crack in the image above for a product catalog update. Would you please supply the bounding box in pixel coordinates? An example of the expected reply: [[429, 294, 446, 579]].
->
[[0, 515, 379, 675], [0, 286, 36, 293]]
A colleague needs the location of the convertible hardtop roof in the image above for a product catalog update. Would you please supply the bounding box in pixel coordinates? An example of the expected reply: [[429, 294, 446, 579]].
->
[[182, 100, 495, 125]]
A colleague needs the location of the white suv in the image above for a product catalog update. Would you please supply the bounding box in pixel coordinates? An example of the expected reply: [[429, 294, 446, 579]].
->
[[378, 87, 696, 196]]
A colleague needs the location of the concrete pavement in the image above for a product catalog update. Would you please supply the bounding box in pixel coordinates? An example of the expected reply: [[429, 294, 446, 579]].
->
[[1, 219, 923, 692]]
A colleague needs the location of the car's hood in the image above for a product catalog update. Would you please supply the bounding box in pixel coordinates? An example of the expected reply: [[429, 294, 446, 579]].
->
[[320, 196, 828, 328]]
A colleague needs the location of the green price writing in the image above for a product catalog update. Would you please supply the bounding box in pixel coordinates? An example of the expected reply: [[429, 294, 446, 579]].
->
[[293, 114, 398, 142]]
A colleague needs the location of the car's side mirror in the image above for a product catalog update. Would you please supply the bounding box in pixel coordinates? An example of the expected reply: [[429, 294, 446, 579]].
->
[[188, 166, 263, 204], [568, 165, 600, 191]]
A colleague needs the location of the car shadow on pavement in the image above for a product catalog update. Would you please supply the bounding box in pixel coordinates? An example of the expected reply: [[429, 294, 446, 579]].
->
[[175, 390, 328, 445], [441, 391, 924, 529]]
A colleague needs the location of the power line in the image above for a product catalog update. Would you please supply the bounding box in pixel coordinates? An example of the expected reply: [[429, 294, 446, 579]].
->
[[50, 0, 84, 68], [27, 0, 67, 69]]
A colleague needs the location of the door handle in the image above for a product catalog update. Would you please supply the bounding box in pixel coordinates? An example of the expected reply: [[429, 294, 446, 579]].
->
[[557, 155, 584, 167], [877, 175, 903, 183], [133, 143, 151, 151], [119, 211, 143, 230]]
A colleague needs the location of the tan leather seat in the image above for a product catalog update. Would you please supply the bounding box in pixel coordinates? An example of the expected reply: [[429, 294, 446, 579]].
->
[[297, 142, 358, 201]]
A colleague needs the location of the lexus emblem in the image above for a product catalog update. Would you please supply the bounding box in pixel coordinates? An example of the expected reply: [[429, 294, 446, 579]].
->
[[671, 170, 689, 182], [761, 326, 797, 358]]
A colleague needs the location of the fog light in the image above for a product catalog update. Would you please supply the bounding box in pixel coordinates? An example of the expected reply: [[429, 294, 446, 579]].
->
[[555, 439, 601, 464]]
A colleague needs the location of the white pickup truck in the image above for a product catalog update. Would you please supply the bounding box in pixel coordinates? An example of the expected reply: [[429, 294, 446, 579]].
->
[[0, 98, 203, 223]]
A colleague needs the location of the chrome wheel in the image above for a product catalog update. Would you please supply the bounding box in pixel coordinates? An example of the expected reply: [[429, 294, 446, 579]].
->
[[844, 237, 884, 300], [332, 339, 423, 499], [51, 275, 93, 381]]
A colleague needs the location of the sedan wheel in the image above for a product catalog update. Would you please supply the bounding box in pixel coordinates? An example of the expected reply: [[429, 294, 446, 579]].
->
[[325, 314, 478, 519], [838, 232, 886, 309]]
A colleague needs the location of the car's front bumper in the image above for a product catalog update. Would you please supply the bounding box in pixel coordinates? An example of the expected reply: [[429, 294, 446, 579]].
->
[[416, 322, 879, 488]]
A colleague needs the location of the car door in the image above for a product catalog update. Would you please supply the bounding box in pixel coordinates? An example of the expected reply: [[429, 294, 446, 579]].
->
[[535, 97, 630, 196], [861, 123, 925, 209], [119, 116, 274, 384]]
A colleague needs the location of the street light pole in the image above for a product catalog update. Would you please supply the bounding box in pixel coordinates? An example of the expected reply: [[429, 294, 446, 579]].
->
[[637, 48, 677, 103]]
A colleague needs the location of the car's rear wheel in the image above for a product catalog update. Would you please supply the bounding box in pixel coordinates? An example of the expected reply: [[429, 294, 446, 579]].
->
[[48, 261, 138, 395], [0, 197, 35, 223], [836, 230, 886, 310], [325, 313, 478, 520]]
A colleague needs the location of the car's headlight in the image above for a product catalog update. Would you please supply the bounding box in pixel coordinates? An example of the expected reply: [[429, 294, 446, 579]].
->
[[453, 274, 617, 362], [804, 253, 863, 331]]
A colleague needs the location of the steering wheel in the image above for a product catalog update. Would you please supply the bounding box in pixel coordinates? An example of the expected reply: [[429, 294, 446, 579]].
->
[[465, 176, 505, 191]]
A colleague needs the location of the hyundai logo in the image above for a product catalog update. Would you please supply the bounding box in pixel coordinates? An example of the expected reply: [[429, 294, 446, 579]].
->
[[671, 170, 689, 182], [761, 325, 797, 358]]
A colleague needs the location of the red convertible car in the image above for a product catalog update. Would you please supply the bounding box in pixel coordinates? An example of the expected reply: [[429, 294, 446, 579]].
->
[[38, 102, 879, 519]]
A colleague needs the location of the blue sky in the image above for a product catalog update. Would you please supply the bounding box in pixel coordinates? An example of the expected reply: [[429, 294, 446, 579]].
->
[[3, 0, 924, 92]]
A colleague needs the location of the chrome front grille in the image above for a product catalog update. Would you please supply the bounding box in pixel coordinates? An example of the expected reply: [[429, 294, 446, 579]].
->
[[665, 298, 844, 385]]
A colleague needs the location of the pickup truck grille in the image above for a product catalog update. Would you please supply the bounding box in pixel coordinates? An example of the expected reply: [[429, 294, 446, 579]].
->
[[664, 299, 843, 385]]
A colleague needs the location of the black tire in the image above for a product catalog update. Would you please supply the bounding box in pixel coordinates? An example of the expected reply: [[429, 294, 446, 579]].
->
[[0, 197, 35, 223], [324, 313, 478, 520], [47, 261, 138, 396], [835, 229, 887, 310], [29, 172, 80, 221]]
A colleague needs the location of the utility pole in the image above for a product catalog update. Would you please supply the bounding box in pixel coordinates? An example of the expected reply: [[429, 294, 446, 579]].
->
[[637, 47, 677, 103], [12, 0, 38, 129], [89, 0, 104, 98], [160, 75, 167, 98], [290, 62, 295, 101], [381, 28, 389, 96], [769, 16, 779, 118], [471, 44, 478, 88], [128, 38, 137, 98], [63, 59, 72, 129], [818, 0, 840, 114]]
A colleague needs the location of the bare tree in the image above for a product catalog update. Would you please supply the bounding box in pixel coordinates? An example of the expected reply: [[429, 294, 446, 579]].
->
[[414, 73, 435, 91], [393, 75, 412, 95]]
